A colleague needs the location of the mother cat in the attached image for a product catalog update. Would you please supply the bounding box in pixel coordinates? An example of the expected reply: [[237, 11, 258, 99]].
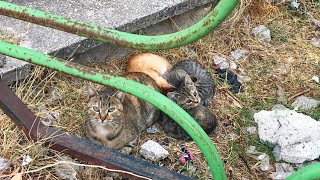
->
[[85, 72, 160, 151]]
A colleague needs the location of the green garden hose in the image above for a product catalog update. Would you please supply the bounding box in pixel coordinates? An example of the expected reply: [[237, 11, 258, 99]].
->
[[0, 40, 227, 180], [286, 162, 320, 180], [0, 0, 238, 50]]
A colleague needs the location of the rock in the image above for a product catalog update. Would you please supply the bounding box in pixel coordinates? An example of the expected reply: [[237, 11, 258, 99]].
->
[[55, 156, 79, 180], [213, 55, 229, 70], [292, 96, 320, 111], [0, 55, 6, 68], [230, 49, 247, 61], [0, 157, 10, 171], [310, 38, 320, 48], [252, 25, 271, 43], [254, 106, 320, 163], [146, 125, 158, 134], [290, 0, 300, 9], [22, 155, 32, 166], [246, 127, 257, 134], [139, 140, 169, 162], [312, 75, 319, 84]]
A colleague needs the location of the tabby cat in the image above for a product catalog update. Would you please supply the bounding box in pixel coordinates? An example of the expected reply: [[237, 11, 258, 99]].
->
[[161, 74, 217, 140], [85, 72, 160, 151]]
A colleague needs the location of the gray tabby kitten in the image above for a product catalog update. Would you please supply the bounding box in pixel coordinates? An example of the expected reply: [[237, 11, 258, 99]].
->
[[161, 74, 217, 140], [85, 72, 160, 151], [165, 60, 214, 107]]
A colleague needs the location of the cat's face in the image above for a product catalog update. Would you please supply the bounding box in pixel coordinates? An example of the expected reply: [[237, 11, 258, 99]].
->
[[87, 90, 125, 126], [167, 75, 200, 109]]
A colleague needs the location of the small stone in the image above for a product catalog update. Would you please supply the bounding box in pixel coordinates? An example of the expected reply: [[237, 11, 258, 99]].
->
[[237, 75, 251, 83], [292, 96, 320, 111], [0, 55, 6, 68], [22, 155, 32, 166], [310, 38, 320, 48], [213, 55, 229, 69], [139, 140, 169, 162], [0, 157, 10, 171], [252, 25, 272, 43], [230, 49, 247, 61], [312, 76, 319, 84], [46, 88, 62, 104], [55, 156, 79, 180], [246, 127, 257, 134], [146, 125, 158, 134], [290, 0, 300, 9]]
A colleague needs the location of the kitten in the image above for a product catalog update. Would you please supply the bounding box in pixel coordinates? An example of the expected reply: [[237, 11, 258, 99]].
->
[[127, 53, 174, 92], [160, 75, 217, 140], [165, 60, 214, 107], [85, 72, 160, 151]]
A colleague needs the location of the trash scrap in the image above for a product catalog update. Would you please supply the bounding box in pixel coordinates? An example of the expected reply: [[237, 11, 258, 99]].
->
[[252, 25, 272, 43], [216, 68, 244, 93], [246, 146, 271, 171], [270, 163, 295, 180]]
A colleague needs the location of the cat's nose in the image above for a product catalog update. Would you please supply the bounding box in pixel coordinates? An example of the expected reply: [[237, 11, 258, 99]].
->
[[100, 113, 108, 121]]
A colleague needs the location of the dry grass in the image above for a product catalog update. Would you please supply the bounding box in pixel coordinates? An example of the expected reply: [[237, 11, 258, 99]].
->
[[1, 0, 320, 179]]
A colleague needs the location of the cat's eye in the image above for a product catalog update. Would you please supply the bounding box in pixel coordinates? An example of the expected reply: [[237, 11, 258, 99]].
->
[[186, 99, 192, 104], [92, 106, 100, 112], [108, 108, 115, 112]]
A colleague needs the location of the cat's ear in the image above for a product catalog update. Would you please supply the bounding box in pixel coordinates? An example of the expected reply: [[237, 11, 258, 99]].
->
[[115, 91, 125, 102], [184, 74, 194, 87], [83, 84, 98, 100], [167, 91, 180, 101]]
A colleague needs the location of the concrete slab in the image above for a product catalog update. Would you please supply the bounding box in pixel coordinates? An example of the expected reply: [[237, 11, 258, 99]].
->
[[0, 0, 212, 84]]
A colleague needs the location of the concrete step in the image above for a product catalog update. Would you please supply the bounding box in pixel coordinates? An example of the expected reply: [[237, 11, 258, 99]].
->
[[0, 0, 212, 84]]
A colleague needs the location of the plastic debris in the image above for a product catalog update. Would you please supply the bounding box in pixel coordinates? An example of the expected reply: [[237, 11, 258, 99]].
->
[[179, 145, 194, 165], [246, 146, 271, 171], [254, 106, 320, 163], [216, 68, 244, 93], [22, 155, 32, 166], [213, 55, 229, 70], [0, 157, 10, 171], [290, 0, 300, 9], [230, 49, 247, 61], [310, 38, 320, 48], [271, 163, 295, 180], [139, 140, 169, 162], [238, 75, 252, 83], [312, 76, 319, 84], [252, 25, 272, 43], [55, 156, 79, 180], [292, 96, 320, 111], [46, 88, 62, 104], [246, 127, 257, 134], [146, 125, 158, 134]]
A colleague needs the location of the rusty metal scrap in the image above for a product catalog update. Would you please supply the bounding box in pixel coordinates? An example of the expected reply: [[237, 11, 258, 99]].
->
[[0, 81, 192, 180]]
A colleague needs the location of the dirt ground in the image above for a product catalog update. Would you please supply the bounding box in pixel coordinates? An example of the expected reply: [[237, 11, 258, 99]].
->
[[0, 0, 320, 179]]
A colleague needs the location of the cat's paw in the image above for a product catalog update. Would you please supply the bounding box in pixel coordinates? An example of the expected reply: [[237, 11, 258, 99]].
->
[[120, 147, 133, 154]]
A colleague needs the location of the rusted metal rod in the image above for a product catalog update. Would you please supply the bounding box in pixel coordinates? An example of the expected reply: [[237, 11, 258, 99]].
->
[[0, 81, 192, 180]]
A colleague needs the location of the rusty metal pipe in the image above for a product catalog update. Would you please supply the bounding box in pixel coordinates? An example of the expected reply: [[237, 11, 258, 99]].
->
[[0, 81, 192, 180]]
